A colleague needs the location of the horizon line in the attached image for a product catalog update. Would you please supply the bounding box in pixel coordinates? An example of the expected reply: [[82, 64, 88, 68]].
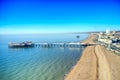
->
[[1, 30, 120, 35]]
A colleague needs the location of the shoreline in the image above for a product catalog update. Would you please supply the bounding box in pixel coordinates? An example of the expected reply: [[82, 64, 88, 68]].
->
[[63, 34, 92, 78], [64, 34, 120, 80]]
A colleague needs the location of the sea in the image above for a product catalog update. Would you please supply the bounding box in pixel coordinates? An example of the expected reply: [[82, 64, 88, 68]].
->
[[0, 34, 88, 80]]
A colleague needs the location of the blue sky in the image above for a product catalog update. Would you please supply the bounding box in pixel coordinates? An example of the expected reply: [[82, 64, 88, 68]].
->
[[0, 0, 120, 34]]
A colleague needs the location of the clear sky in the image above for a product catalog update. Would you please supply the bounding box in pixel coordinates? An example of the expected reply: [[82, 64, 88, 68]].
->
[[0, 0, 120, 34]]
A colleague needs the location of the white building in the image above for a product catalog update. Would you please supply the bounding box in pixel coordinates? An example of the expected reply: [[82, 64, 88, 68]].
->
[[106, 29, 110, 35]]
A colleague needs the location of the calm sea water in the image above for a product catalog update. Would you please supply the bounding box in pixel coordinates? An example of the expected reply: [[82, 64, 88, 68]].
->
[[0, 34, 88, 80]]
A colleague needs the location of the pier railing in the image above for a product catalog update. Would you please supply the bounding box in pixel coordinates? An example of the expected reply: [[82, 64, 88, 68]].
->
[[34, 42, 96, 48]]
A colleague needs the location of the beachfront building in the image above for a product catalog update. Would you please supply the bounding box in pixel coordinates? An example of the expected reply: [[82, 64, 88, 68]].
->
[[98, 30, 119, 44], [106, 29, 110, 35], [98, 38, 112, 44], [97, 30, 120, 53]]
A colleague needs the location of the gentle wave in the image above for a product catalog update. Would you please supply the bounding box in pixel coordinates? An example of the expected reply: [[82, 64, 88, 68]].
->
[[0, 34, 88, 80]]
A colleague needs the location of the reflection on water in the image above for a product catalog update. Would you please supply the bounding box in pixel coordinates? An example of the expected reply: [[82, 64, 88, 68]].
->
[[8, 47, 34, 51]]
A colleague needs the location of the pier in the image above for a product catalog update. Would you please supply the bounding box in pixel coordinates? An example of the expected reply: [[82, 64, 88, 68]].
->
[[8, 41, 97, 48], [34, 42, 96, 48]]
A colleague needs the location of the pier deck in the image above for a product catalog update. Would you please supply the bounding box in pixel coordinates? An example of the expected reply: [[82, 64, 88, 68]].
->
[[34, 42, 96, 48], [8, 41, 97, 48]]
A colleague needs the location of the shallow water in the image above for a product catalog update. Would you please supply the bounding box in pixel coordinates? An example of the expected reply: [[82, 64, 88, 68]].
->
[[0, 34, 88, 80]]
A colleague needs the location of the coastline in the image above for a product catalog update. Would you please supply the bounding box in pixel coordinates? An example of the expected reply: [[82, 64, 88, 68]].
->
[[64, 34, 120, 80]]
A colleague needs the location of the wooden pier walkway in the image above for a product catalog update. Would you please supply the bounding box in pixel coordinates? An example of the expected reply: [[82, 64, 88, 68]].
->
[[34, 42, 96, 48]]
